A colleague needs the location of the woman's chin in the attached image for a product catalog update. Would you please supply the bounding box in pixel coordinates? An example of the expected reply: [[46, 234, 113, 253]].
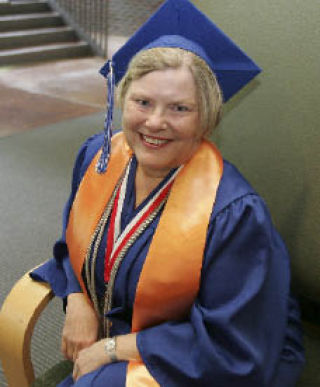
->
[[138, 161, 174, 179]]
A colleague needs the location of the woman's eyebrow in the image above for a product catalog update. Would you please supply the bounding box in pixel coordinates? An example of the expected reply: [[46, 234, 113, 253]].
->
[[170, 99, 198, 108], [128, 92, 150, 99]]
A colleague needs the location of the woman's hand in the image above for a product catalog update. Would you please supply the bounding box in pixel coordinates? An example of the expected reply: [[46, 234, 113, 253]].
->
[[72, 339, 109, 381], [61, 292, 99, 361], [72, 333, 141, 381]]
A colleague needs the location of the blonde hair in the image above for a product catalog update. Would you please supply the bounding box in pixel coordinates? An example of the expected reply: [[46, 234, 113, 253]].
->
[[116, 47, 223, 135]]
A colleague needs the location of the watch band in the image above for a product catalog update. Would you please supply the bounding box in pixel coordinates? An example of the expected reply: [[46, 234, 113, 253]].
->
[[104, 337, 117, 362]]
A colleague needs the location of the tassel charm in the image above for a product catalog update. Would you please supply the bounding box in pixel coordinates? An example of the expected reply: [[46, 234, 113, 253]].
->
[[96, 60, 115, 174]]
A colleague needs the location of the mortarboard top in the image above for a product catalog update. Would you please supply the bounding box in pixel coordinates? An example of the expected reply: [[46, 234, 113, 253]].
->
[[97, 0, 261, 173], [101, 0, 261, 102]]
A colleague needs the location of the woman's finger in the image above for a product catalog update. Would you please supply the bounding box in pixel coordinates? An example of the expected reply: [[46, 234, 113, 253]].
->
[[62, 337, 76, 361], [67, 343, 76, 361], [72, 362, 78, 381], [61, 334, 73, 360], [73, 347, 79, 362]]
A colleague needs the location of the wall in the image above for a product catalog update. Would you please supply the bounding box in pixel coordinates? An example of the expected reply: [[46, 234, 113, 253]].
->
[[192, 0, 319, 301]]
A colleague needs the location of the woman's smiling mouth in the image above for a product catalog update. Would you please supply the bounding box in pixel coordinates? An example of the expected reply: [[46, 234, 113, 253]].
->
[[140, 134, 171, 147]]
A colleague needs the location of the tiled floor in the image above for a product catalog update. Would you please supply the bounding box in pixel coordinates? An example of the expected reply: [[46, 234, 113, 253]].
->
[[0, 57, 107, 137], [0, 30, 129, 138]]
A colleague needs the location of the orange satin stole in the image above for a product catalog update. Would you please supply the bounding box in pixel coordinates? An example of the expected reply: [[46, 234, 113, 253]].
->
[[66, 133, 132, 299], [66, 132, 223, 386]]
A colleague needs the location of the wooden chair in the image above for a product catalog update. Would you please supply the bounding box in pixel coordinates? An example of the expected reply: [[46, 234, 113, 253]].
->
[[0, 270, 54, 386]]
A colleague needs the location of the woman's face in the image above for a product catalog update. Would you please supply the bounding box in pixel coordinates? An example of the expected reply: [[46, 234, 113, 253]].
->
[[122, 66, 204, 178]]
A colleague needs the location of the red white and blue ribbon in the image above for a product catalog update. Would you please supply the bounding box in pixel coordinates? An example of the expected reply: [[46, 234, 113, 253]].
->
[[104, 163, 182, 282]]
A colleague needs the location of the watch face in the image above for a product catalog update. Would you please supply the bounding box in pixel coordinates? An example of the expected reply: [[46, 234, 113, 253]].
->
[[105, 338, 117, 362], [106, 338, 116, 353], [106, 341, 112, 350]]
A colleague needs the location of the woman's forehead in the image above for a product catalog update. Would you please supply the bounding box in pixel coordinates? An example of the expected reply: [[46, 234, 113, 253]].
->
[[126, 67, 197, 101]]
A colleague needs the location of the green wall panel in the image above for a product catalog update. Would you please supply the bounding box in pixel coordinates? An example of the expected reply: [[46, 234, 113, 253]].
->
[[192, 0, 320, 301]]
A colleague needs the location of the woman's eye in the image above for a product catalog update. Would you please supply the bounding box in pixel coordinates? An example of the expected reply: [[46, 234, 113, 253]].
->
[[173, 105, 189, 112], [135, 99, 150, 107]]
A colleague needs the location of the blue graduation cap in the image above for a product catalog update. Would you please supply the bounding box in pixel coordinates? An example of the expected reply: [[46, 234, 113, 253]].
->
[[96, 0, 261, 173]]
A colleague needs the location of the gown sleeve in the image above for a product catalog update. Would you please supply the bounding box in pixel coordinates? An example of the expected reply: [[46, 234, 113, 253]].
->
[[136, 193, 304, 387], [30, 133, 103, 298]]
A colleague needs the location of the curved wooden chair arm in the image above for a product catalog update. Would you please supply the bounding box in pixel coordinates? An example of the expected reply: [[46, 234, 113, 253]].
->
[[0, 269, 54, 387]]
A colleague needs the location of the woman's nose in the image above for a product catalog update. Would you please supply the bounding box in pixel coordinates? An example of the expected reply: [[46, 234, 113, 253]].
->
[[145, 109, 167, 131]]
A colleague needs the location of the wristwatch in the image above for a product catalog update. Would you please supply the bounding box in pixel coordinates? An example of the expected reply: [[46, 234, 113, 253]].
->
[[104, 337, 118, 362]]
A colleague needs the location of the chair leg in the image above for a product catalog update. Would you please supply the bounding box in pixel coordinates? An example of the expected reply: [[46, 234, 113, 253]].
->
[[0, 271, 54, 386]]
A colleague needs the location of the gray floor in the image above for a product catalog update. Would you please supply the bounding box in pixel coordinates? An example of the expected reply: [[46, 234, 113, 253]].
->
[[0, 112, 108, 385]]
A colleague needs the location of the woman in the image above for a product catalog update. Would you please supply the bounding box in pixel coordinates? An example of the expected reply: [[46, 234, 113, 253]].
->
[[31, 0, 304, 386]]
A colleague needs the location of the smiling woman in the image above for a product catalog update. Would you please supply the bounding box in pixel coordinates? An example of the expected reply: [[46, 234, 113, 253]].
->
[[29, 0, 304, 386], [122, 65, 203, 182], [117, 47, 223, 137]]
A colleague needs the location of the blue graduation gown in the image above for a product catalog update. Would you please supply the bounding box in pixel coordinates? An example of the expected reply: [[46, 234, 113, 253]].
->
[[31, 133, 305, 386]]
